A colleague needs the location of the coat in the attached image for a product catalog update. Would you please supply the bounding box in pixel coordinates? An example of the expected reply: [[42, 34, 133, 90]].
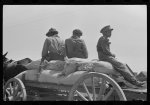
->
[[97, 36, 115, 60], [65, 36, 88, 58], [42, 35, 66, 61]]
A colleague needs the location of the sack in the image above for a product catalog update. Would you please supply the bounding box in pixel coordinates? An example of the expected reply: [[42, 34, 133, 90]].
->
[[61, 60, 78, 76], [25, 59, 65, 71], [25, 59, 41, 70], [61, 58, 92, 76], [77, 62, 94, 71], [44, 60, 65, 71]]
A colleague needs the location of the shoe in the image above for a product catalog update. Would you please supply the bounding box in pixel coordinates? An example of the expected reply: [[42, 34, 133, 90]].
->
[[131, 80, 146, 87]]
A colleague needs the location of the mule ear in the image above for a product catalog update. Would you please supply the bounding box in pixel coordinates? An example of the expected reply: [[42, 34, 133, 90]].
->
[[3, 52, 8, 57]]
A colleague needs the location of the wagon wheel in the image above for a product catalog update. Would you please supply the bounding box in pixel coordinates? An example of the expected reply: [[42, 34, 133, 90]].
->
[[68, 72, 127, 101], [3, 78, 27, 101]]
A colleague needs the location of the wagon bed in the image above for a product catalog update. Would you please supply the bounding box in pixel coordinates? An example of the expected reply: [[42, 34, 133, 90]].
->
[[3, 69, 147, 101]]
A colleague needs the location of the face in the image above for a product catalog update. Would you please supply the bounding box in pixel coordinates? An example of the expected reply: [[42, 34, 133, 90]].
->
[[104, 30, 112, 38]]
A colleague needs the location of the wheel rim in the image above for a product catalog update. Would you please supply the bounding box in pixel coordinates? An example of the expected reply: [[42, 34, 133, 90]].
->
[[68, 72, 127, 101], [3, 78, 27, 101]]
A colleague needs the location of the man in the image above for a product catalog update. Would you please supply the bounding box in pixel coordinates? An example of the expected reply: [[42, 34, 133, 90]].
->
[[97, 25, 145, 87], [40, 28, 66, 65], [65, 29, 88, 59]]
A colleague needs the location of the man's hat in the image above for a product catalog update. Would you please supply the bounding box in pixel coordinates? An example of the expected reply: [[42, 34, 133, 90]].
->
[[48, 28, 58, 33], [73, 29, 82, 36], [46, 28, 58, 37], [100, 25, 113, 33]]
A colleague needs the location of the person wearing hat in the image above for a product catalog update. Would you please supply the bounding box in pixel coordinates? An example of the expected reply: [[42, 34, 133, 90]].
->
[[96, 25, 145, 87], [65, 29, 88, 58], [40, 28, 66, 66]]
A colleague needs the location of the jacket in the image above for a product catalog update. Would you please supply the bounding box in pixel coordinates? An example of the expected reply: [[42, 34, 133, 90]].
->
[[42, 35, 65, 61], [97, 36, 114, 60], [65, 36, 88, 58]]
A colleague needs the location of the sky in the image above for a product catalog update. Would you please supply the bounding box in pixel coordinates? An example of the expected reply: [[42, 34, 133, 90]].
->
[[3, 5, 147, 73]]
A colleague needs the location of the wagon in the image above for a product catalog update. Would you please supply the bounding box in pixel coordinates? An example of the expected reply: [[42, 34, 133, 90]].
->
[[3, 63, 147, 101]]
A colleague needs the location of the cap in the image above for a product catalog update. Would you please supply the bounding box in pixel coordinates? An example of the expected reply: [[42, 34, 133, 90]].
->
[[100, 25, 113, 33]]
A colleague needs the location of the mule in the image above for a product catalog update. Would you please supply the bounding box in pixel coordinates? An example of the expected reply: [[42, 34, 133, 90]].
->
[[3, 52, 32, 83]]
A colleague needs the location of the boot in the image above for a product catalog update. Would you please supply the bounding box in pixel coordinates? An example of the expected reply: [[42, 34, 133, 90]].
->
[[129, 79, 146, 87]]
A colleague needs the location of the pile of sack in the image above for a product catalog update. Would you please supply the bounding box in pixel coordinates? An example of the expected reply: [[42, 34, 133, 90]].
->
[[25, 59, 65, 71], [25, 57, 116, 77]]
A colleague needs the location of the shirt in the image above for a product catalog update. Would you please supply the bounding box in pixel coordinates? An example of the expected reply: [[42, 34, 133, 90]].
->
[[65, 36, 88, 58], [42, 35, 65, 59], [97, 36, 114, 60]]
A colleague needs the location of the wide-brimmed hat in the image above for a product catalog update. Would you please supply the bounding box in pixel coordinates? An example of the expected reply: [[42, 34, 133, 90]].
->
[[100, 25, 113, 33], [73, 29, 82, 36], [46, 28, 58, 37]]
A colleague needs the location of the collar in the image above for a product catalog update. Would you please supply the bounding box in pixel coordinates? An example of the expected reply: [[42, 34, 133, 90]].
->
[[71, 35, 80, 39], [51, 34, 59, 37]]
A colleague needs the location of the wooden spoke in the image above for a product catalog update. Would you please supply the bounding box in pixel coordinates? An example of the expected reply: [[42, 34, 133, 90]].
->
[[76, 90, 88, 101], [13, 83, 19, 97], [4, 94, 7, 101], [91, 76, 96, 100], [103, 88, 114, 100], [98, 79, 107, 100], [3, 78, 27, 101], [68, 72, 127, 101], [9, 83, 14, 95], [14, 92, 22, 101], [13, 82, 18, 90], [83, 82, 93, 101], [6, 88, 11, 96]]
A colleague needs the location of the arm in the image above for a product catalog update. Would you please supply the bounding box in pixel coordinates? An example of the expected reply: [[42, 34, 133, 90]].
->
[[101, 38, 115, 57], [65, 39, 75, 58], [41, 38, 49, 64], [63, 40, 68, 61], [81, 40, 88, 58], [65, 39, 69, 57], [97, 38, 101, 52]]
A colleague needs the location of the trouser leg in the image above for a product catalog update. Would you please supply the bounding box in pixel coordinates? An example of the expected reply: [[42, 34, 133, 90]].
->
[[102, 57, 140, 85]]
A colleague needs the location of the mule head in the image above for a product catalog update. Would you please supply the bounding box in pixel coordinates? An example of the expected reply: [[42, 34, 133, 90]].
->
[[17, 58, 32, 65], [3, 52, 14, 66]]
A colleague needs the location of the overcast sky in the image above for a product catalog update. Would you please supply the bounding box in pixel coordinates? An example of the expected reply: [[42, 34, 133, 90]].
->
[[3, 5, 147, 73]]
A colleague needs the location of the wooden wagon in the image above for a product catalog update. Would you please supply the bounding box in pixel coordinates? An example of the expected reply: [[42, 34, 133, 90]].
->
[[3, 65, 147, 101]]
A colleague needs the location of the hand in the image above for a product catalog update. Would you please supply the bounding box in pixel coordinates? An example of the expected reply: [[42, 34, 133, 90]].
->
[[112, 54, 116, 58], [64, 56, 68, 61], [39, 58, 44, 71]]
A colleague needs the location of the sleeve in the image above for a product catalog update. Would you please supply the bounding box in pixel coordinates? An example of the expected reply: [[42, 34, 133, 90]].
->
[[97, 38, 101, 52], [101, 38, 114, 56], [81, 40, 88, 58], [62, 40, 67, 57], [42, 38, 49, 59], [65, 39, 68, 57], [65, 39, 75, 57]]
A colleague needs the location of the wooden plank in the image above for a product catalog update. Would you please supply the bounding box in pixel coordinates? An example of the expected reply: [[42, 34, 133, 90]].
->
[[123, 89, 147, 101], [123, 88, 147, 93], [24, 80, 72, 91]]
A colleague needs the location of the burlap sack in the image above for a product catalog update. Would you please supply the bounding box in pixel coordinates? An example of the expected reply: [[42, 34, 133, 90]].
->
[[61, 58, 92, 76], [44, 60, 65, 71], [60, 58, 118, 76], [77, 62, 94, 71], [25, 59, 41, 70], [25, 59, 65, 71], [61, 60, 77, 76]]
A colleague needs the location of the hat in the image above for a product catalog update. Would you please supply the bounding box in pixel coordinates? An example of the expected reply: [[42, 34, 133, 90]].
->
[[46, 28, 58, 37], [73, 29, 82, 36], [100, 25, 113, 33]]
